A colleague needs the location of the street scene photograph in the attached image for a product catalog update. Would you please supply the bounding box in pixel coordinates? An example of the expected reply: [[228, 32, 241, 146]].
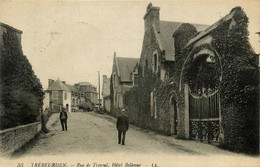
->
[[0, 0, 259, 166]]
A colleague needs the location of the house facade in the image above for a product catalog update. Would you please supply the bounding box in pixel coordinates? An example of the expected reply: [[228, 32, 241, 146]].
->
[[139, 3, 208, 82], [110, 52, 139, 116], [45, 79, 97, 112], [45, 79, 72, 112], [134, 3, 208, 134], [76, 82, 98, 105]]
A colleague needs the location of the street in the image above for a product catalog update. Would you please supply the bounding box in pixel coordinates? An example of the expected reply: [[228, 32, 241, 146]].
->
[[22, 112, 241, 156]]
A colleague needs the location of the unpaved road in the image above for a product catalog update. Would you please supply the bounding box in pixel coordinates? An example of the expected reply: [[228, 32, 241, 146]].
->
[[21, 112, 244, 156]]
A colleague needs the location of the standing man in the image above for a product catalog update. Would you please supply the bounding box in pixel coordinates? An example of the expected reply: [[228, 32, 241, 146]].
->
[[116, 109, 129, 145], [60, 107, 68, 131]]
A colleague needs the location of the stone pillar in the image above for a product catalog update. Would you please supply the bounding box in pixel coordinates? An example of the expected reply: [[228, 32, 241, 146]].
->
[[218, 93, 224, 145], [184, 84, 190, 139]]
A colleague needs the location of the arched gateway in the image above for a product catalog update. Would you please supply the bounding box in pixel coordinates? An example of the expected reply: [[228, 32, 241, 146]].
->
[[181, 44, 223, 143]]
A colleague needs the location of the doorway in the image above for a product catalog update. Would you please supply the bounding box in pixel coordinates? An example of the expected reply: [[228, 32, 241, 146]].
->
[[169, 97, 178, 135]]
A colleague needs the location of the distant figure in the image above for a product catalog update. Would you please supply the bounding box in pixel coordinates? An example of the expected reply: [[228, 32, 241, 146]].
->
[[116, 109, 129, 145], [60, 107, 68, 131]]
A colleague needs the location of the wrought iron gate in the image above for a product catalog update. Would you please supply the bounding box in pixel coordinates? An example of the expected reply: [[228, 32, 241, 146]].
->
[[189, 91, 220, 143]]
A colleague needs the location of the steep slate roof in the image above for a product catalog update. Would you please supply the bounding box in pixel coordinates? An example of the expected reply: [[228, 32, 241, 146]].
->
[[77, 82, 93, 86], [116, 57, 139, 82], [45, 79, 71, 92], [65, 84, 79, 93], [156, 21, 209, 61]]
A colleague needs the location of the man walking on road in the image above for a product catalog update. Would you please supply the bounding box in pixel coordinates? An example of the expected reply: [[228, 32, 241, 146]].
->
[[60, 107, 68, 131], [116, 109, 129, 145]]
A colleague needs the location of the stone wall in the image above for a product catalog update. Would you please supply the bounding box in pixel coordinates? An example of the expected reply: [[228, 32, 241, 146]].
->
[[0, 122, 41, 156], [0, 23, 22, 48]]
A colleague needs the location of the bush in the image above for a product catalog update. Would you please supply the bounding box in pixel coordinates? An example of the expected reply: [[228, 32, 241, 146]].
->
[[78, 100, 94, 111]]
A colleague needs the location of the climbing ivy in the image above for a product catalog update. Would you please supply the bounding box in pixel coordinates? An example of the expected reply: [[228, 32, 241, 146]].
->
[[180, 7, 259, 154], [0, 29, 44, 130]]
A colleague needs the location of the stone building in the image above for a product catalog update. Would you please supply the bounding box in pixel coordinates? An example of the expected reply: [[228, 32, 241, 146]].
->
[[76, 82, 98, 105], [110, 52, 139, 116], [123, 3, 259, 154], [45, 79, 97, 112], [45, 79, 72, 112], [139, 3, 208, 82], [132, 3, 208, 134], [102, 75, 111, 112]]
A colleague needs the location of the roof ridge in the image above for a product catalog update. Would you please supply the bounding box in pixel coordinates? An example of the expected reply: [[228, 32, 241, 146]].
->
[[185, 7, 239, 47], [45, 79, 71, 92], [160, 20, 209, 26], [116, 57, 140, 59]]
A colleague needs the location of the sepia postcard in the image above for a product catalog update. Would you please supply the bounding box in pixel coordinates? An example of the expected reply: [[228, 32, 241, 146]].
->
[[0, 0, 259, 166]]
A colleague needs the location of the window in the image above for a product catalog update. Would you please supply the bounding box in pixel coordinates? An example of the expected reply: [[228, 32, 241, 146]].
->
[[64, 92, 67, 100], [112, 73, 117, 88], [153, 50, 159, 73], [150, 90, 157, 119], [52, 91, 58, 100]]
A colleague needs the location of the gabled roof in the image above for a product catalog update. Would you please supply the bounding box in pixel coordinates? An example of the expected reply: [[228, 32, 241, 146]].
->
[[116, 57, 139, 82], [155, 21, 208, 61], [186, 7, 242, 47], [45, 79, 71, 92]]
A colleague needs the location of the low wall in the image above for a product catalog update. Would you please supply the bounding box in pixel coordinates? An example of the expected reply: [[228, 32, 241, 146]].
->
[[0, 122, 41, 156]]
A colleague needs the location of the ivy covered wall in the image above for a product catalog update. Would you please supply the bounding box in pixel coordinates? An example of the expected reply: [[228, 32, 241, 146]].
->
[[180, 7, 259, 154], [214, 8, 258, 154], [120, 6, 258, 154], [0, 26, 44, 130]]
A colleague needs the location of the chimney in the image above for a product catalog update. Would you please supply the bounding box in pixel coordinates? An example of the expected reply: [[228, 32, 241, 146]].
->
[[62, 81, 66, 84], [48, 79, 54, 87], [114, 52, 116, 59], [143, 3, 160, 32]]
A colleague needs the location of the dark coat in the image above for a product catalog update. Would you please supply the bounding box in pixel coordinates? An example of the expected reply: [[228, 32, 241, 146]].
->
[[60, 111, 68, 120], [116, 114, 129, 131]]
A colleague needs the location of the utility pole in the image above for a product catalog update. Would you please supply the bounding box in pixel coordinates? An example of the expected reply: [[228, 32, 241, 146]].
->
[[98, 71, 100, 110]]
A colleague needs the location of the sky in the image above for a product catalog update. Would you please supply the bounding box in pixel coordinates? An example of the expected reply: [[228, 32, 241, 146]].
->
[[0, 0, 259, 92]]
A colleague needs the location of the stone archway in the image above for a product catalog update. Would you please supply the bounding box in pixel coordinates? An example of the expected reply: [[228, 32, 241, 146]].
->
[[180, 44, 223, 142]]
